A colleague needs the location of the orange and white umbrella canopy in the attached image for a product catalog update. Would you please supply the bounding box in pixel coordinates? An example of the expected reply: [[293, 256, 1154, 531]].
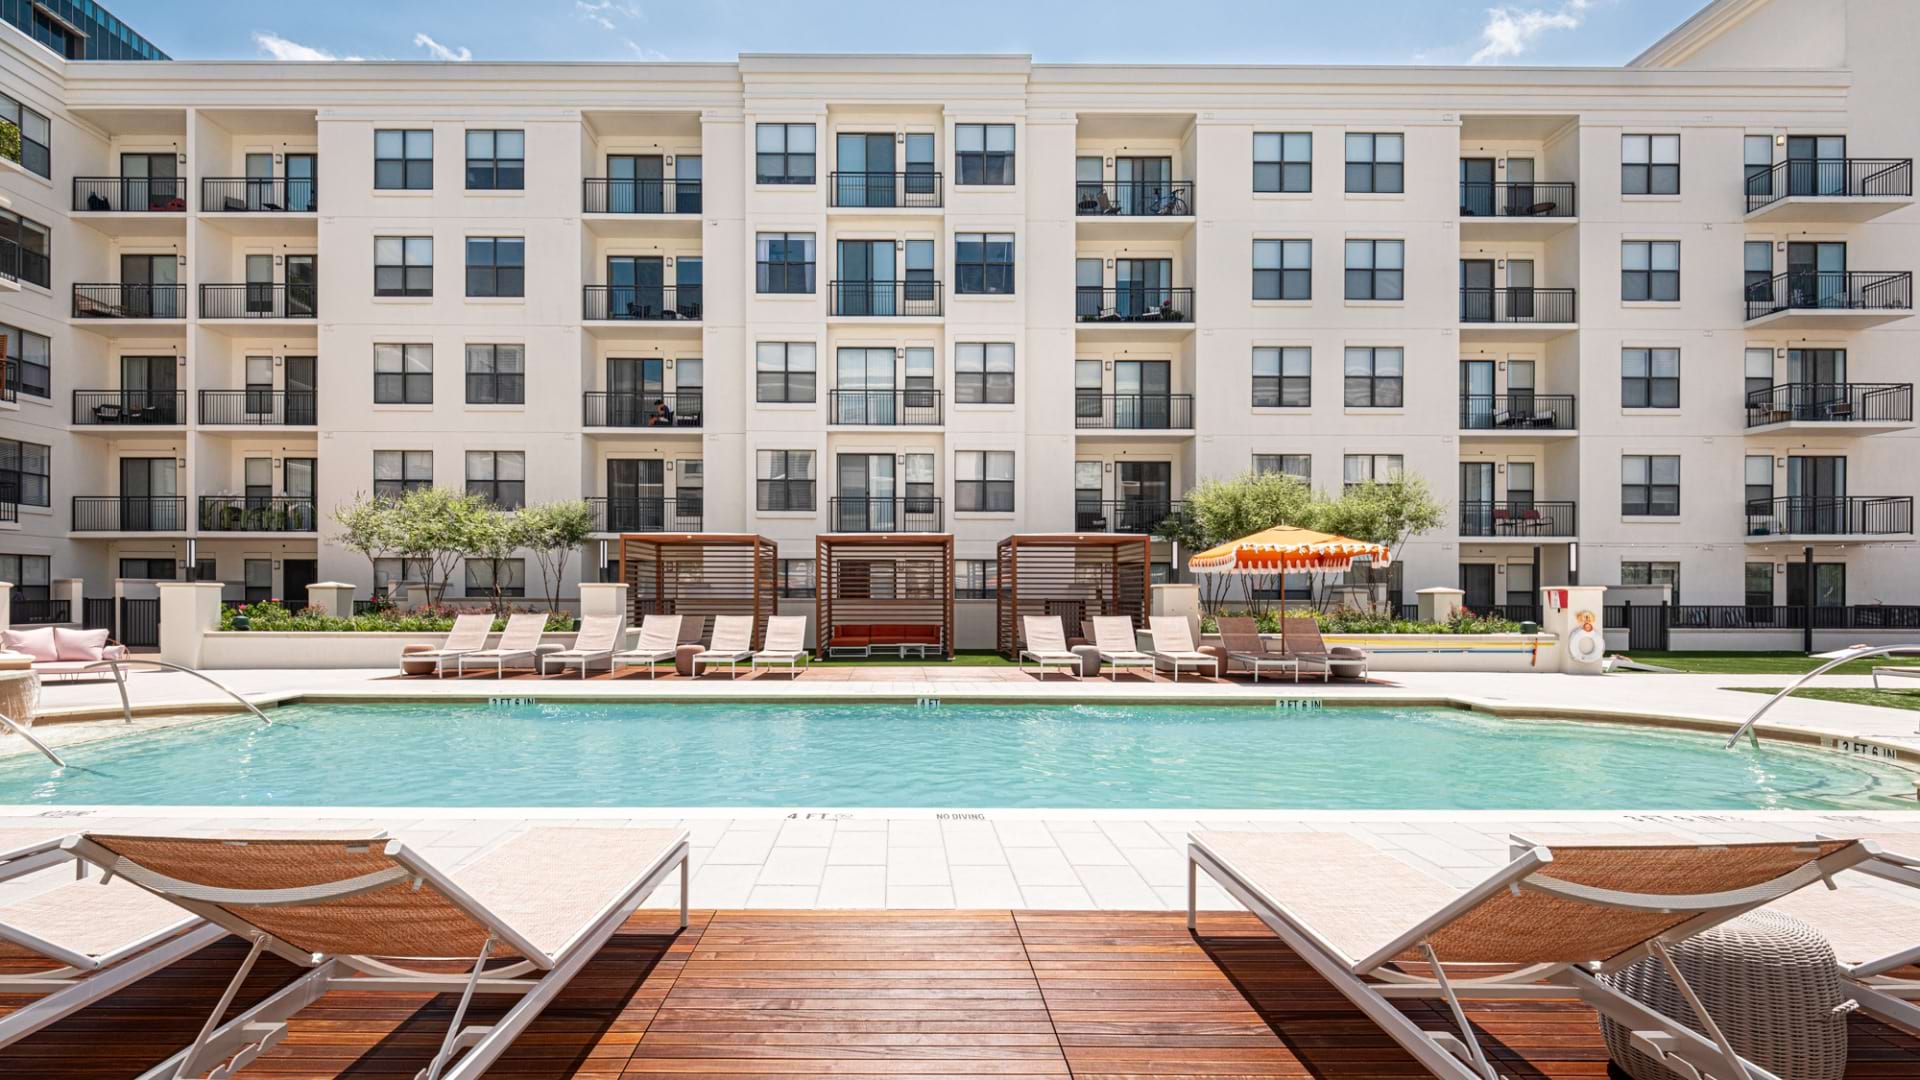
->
[[1187, 525, 1391, 574]]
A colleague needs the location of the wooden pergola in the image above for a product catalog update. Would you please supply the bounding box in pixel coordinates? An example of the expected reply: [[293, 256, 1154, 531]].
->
[[995, 533, 1150, 658], [814, 534, 955, 659], [618, 533, 779, 649]]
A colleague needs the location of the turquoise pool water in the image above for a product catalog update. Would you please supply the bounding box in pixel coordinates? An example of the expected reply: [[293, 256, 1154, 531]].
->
[[0, 702, 1910, 810]]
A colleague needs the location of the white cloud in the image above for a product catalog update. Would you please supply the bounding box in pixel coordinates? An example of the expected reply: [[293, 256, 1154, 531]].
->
[[251, 31, 361, 62], [1470, 0, 1591, 64], [577, 1, 644, 31], [625, 39, 670, 61], [413, 33, 472, 62]]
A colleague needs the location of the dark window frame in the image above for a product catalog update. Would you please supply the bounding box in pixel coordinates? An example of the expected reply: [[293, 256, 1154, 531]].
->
[[464, 129, 525, 190], [1621, 454, 1681, 516], [1252, 346, 1310, 408], [954, 342, 1015, 404], [1344, 132, 1404, 193], [374, 235, 433, 297], [1622, 240, 1681, 302], [464, 236, 524, 298], [757, 449, 816, 511], [373, 343, 433, 404], [1253, 132, 1311, 193], [755, 342, 817, 404], [464, 450, 526, 510], [954, 123, 1015, 186], [1344, 239, 1405, 301], [756, 123, 817, 185], [0, 321, 51, 398], [464, 557, 527, 598], [755, 232, 816, 294], [954, 232, 1014, 295], [1621, 347, 1680, 409], [0, 437, 50, 507], [374, 129, 433, 191], [1621, 133, 1680, 196], [1343, 347, 1405, 408], [1253, 239, 1311, 300], [372, 449, 433, 499], [464, 343, 525, 404], [955, 450, 1015, 513]]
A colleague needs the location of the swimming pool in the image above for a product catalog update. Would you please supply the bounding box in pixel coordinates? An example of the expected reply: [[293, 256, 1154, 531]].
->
[[0, 701, 1910, 810]]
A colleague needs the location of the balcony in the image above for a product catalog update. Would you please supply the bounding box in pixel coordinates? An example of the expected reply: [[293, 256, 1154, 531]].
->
[[71, 496, 187, 533], [582, 391, 704, 430], [1745, 271, 1913, 328], [8, 598, 69, 625], [1459, 394, 1577, 434], [582, 178, 701, 215], [588, 497, 704, 534], [1075, 393, 1194, 431], [0, 501, 14, 526], [199, 390, 317, 427], [1745, 384, 1913, 434], [1745, 496, 1914, 540], [1074, 498, 1182, 536], [829, 280, 942, 319], [1746, 159, 1914, 221], [1459, 181, 1577, 220], [201, 177, 318, 214], [198, 496, 317, 533], [200, 283, 316, 320], [1075, 287, 1193, 327], [1457, 501, 1578, 540], [829, 389, 942, 426], [829, 496, 944, 534], [1074, 180, 1194, 223], [1459, 288, 1577, 339], [582, 285, 702, 322], [72, 176, 186, 213], [72, 284, 185, 321], [72, 390, 186, 427], [829, 172, 942, 210]]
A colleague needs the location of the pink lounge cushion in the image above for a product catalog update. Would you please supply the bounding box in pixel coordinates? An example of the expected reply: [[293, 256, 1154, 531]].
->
[[3, 627, 58, 662], [53, 627, 111, 662]]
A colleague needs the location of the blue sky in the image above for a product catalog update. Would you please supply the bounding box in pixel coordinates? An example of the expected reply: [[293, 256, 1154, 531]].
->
[[104, 0, 1695, 65]]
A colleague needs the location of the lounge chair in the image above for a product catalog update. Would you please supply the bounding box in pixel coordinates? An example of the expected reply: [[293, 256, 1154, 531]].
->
[[1090, 616, 1152, 680], [63, 826, 690, 1080], [1188, 830, 1877, 1080], [1767, 831, 1920, 1033], [407, 612, 494, 678], [613, 613, 684, 678], [1872, 665, 1920, 690], [1018, 616, 1082, 680], [1216, 616, 1297, 683], [538, 613, 625, 679], [456, 612, 549, 678], [1279, 617, 1334, 681], [691, 615, 754, 679], [751, 615, 810, 676], [1148, 616, 1220, 682]]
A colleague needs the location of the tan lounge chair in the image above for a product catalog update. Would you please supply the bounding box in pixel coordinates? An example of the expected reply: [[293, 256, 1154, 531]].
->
[[1019, 616, 1082, 680], [455, 612, 548, 678], [691, 615, 754, 679], [1766, 831, 1920, 1034], [751, 615, 810, 676], [407, 613, 494, 678], [538, 614, 625, 678], [1148, 616, 1220, 682], [1090, 616, 1151, 680], [1279, 617, 1333, 681], [613, 614, 683, 678], [1216, 616, 1298, 683], [65, 826, 691, 1080], [1872, 665, 1920, 690]]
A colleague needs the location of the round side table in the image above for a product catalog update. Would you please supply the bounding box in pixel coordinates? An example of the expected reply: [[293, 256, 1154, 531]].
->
[[675, 644, 704, 677]]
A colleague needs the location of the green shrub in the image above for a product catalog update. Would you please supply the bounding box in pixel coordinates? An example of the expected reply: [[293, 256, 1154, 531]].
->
[[219, 601, 574, 633], [1200, 607, 1523, 635], [0, 121, 20, 165]]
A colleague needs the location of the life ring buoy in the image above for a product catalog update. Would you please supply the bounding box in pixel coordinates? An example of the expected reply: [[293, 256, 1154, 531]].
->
[[1567, 627, 1604, 664]]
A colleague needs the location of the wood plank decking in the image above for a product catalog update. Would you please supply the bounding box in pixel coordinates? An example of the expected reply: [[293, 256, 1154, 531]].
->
[[4, 909, 1916, 1078]]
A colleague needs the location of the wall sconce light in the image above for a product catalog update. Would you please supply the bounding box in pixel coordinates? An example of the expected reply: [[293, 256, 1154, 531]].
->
[[1496, 159, 1506, 171], [665, 460, 674, 473], [273, 560, 282, 571], [1777, 347, 1787, 358], [177, 356, 187, 366], [1104, 360, 1112, 371], [1496, 259, 1506, 270], [1105, 258, 1114, 269], [895, 133, 904, 144], [1776, 563, 1786, 574], [274, 254, 283, 266], [1497, 463, 1506, 474], [1104, 462, 1113, 473], [1496, 361, 1506, 371], [272, 459, 282, 469], [1775, 134, 1786, 147], [1776, 457, 1787, 468], [176, 254, 187, 266], [274, 153, 283, 164], [176, 458, 186, 468], [274, 356, 283, 367], [177, 152, 187, 166], [1776, 241, 1787, 252], [664, 358, 674, 369], [895, 240, 904, 251], [896, 454, 906, 466], [1104, 156, 1114, 168], [665, 256, 674, 267], [665, 155, 674, 166], [895, 348, 904, 358], [1495, 564, 1506, 574]]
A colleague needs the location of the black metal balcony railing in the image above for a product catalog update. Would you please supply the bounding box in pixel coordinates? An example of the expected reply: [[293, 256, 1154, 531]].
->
[[200, 283, 317, 319], [1459, 394, 1577, 431], [1075, 498, 1182, 535], [1745, 383, 1913, 427], [0, 237, 49, 289], [1459, 181, 1577, 218], [72, 389, 186, 426], [8, 598, 70, 625], [1627, 605, 1920, 631], [581, 178, 702, 215], [829, 389, 943, 426], [1745, 158, 1914, 212], [199, 496, 317, 533], [1076, 286, 1194, 323], [71, 496, 187, 532], [582, 285, 702, 321], [1074, 180, 1194, 217], [72, 176, 186, 213], [582, 391, 704, 429], [0, 501, 15, 524], [830, 171, 943, 209], [72, 283, 186, 319], [1460, 287, 1577, 324], [201, 177, 317, 213], [1074, 393, 1195, 430], [587, 497, 704, 533], [829, 279, 943, 318], [1458, 500, 1578, 538], [199, 390, 318, 426], [829, 496, 944, 533], [1746, 495, 1914, 537], [1746, 271, 1914, 320]]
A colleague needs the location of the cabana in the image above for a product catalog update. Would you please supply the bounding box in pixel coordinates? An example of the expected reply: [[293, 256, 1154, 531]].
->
[[618, 533, 779, 650], [994, 533, 1150, 658], [815, 534, 955, 658]]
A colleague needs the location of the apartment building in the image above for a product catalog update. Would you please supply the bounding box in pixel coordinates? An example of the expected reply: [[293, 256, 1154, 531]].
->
[[0, 0, 1915, 634]]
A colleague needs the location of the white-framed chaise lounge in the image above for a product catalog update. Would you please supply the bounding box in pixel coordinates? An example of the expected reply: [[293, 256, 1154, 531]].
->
[[538, 613, 626, 678], [690, 615, 754, 679], [405, 613, 494, 679], [751, 615, 810, 676], [1090, 616, 1152, 681], [1018, 615, 1081, 680], [455, 612, 549, 679], [612, 614, 683, 678], [1188, 829, 1876, 1080], [1761, 831, 1920, 1034], [1148, 616, 1220, 682], [64, 825, 691, 1080]]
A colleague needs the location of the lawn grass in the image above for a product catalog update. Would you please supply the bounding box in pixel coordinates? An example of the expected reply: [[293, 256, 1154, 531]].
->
[[1724, 686, 1920, 712], [1620, 651, 1891, 676]]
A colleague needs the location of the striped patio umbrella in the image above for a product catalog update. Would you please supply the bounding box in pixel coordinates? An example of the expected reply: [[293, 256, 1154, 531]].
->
[[1187, 525, 1391, 574]]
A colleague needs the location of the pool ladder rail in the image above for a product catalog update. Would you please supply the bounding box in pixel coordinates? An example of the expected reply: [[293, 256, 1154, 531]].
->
[[1725, 644, 1920, 749], [0, 659, 273, 772]]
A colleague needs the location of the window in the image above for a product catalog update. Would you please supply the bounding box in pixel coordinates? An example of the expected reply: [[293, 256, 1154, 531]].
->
[[1254, 454, 1312, 482], [1744, 241, 1773, 304], [1744, 135, 1774, 199], [755, 123, 816, 184], [1745, 455, 1774, 515], [0, 322, 50, 399], [1620, 561, 1681, 603], [0, 439, 50, 506], [119, 559, 176, 580], [1621, 241, 1679, 302], [955, 233, 1014, 295], [956, 451, 1015, 512], [0, 209, 51, 289], [464, 237, 524, 298], [1744, 561, 1774, 607], [465, 130, 524, 190], [755, 232, 815, 294], [1621, 455, 1680, 516], [1252, 347, 1310, 407], [242, 559, 273, 605], [953, 559, 998, 599], [1344, 240, 1404, 300], [757, 450, 815, 511], [1744, 348, 1773, 404], [955, 343, 1014, 404], [777, 558, 816, 598], [465, 558, 526, 598], [465, 451, 526, 509], [465, 344, 524, 404], [1343, 347, 1404, 408], [756, 342, 817, 403], [373, 344, 433, 404], [1344, 133, 1403, 193], [1343, 454, 1402, 490], [373, 450, 432, 498], [955, 123, 1014, 185], [1621, 134, 1679, 195], [1254, 132, 1311, 193], [0, 92, 51, 177], [374, 236, 433, 297], [374, 129, 433, 190], [1621, 348, 1680, 408], [0, 555, 49, 604], [1253, 240, 1310, 300]]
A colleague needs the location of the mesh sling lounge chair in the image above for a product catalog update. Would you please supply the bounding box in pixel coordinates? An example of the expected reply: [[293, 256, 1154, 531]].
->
[[455, 613, 548, 679], [1018, 616, 1082, 680], [1188, 830, 1877, 1080], [1760, 831, 1920, 1035], [612, 614, 683, 678], [407, 613, 494, 679], [1148, 616, 1220, 682], [64, 826, 691, 1080], [1216, 616, 1298, 683], [537, 614, 625, 679], [1279, 617, 1333, 682], [751, 615, 810, 676], [691, 616, 754, 679], [1091, 616, 1152, 681]]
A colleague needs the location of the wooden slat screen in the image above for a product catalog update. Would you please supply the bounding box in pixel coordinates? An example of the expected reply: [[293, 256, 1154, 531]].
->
[[618, 533, 779, 648], [995, 534, 1150, 657], [815, 534, 955, 658]]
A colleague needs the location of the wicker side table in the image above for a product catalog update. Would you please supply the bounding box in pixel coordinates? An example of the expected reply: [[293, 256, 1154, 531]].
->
[[1599, 911, 1849, 1080]]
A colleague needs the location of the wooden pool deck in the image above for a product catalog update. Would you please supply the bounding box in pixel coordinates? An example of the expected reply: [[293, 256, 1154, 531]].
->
[[4, 908, 1917, 1079]]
